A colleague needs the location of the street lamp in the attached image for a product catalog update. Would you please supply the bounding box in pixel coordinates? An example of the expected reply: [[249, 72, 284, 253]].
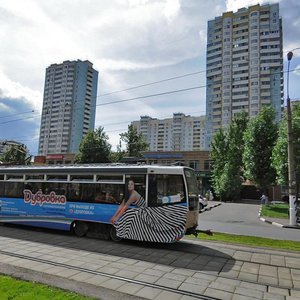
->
[[286, 51, 298, 226]]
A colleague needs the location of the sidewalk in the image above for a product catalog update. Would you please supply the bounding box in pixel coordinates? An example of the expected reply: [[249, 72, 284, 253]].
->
[[1, 225, 300, 300], [258, 206, 300, 229]]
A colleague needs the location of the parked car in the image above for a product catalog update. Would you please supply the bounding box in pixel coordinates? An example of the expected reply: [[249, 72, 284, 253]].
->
[[199, 194, 208, 210]]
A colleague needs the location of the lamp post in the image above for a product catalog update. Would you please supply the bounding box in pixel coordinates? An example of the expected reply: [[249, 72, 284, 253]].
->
[[286, 51, 297, 226]]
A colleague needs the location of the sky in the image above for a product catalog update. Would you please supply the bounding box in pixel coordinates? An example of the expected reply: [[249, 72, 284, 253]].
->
[[0, 0, 300, 156]]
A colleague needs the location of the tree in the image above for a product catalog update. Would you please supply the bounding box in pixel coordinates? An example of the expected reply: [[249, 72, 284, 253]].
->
[[109, 142, 126, 163], [0, 144, 31, 165], [120, 124, 148, 157], [272, 102, 300, 186], [75, 127, 111, 163], [210, 128, 228, 200], [243, 106, 278, 192], [210, 112, 248, 201]]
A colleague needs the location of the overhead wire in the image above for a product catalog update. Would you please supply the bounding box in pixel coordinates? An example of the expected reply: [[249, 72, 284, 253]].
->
[[99, 70, 206, 97], [0, 110, 35, 119], [1, 66, 299, 127]]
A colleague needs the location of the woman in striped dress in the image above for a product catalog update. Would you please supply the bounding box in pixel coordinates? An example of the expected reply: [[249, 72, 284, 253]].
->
[[110, 180, 143, 225], [110, 179, 187, 243]]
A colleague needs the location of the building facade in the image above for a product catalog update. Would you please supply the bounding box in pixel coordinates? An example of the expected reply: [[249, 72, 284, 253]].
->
[[206, 3, 283, 148], [132, 113, 206, 151], [38, 60, 98, 156]]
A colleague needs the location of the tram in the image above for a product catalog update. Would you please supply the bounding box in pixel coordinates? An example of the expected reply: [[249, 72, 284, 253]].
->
[[0, 164, 199, 243]]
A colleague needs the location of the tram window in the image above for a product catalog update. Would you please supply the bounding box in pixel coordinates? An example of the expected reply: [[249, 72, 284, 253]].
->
[[47, 174, 68, 181], [4, 182, 24, 198], [81, 184, 95, 202], [24, 182, 44, 193], [0, 182, 4, 197], [6, 174, 24, 180], [68, 183, 81, 202], [0, 175, 4, 181], [25, 174, 45, 181], [148, 174, 185, 207], [68, 183, 95, 203], [44, 182, 67, 197], [94, 183, 124, 204], [70, 175, 94, 182], [97, 175, 123, 183]]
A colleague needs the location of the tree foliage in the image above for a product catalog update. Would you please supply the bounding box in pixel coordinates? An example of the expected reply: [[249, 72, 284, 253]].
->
[[75, 126, 111, 163], [0, 144, 31, 165], [243, 106, 278, 191], [109, 142, 126, 163], [210, 112, 248, 201], [120, 124, 148, 157], [272, 103, 300, 185]]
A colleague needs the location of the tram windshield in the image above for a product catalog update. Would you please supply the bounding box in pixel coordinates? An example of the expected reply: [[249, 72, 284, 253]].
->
[[184, 169, 199, 197]]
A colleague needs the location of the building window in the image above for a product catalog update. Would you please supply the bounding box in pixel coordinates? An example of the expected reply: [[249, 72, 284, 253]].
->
[[204, 160, 213, 171], [189, 160, 200, 171]]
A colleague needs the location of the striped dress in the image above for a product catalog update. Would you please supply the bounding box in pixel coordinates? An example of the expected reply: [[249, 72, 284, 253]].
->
[[115, 197, 187, 243]]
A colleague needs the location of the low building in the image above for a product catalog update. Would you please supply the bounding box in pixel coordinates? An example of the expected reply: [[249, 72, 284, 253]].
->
[[34, 153, 76, 165]]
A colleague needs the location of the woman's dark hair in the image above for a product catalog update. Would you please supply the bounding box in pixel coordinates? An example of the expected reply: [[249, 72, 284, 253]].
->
[[125, 179, 135, 202]]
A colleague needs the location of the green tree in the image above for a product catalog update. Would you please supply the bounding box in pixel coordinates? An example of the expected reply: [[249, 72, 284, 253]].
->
[[243, 106, 278, 192], [109, 142, 126, 163], [75, 127, 111, 163], [272, 102, 300, 185], [0, 144, 31, 165], [210, 128, 228, 200], [120, 124, 148, 157], [210, 112, 248, 201]]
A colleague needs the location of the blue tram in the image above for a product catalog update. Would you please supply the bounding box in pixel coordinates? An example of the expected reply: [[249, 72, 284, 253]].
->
[[0, 164, 199, 242]]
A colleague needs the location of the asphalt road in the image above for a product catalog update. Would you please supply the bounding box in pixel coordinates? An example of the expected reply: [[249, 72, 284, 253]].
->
[[198, 201, 300, 241]]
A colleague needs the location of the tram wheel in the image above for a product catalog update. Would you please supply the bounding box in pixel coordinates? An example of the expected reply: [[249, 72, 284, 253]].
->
[[73, 221, 89, 237], [109, 225, 122, 242]]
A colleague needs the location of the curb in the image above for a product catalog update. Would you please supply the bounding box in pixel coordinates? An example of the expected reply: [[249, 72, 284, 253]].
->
[[258, 206, 300, 229], [200, 202, 222, 213]]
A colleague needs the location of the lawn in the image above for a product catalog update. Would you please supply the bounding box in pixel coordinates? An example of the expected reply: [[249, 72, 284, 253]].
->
[[187, 231, 300, 252], [261, 203, 289, 219], [0, 274, 95, 300]]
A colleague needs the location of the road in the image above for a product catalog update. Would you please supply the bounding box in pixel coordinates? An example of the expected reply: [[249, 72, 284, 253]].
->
[[198, 201, 300, 241]]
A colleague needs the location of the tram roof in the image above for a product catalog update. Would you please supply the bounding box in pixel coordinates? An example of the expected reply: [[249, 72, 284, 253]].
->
[[0, 164, 190, 175]]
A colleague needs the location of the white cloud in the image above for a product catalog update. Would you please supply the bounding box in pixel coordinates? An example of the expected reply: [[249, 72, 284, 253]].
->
[[0, 70, 42, 111], [0, 0, 299, 153], [225, 0, 279, 12], [164, 0, 180, 21]]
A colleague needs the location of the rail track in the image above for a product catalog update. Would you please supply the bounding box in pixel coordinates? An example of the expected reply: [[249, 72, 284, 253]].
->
[[0, 224, 299, 299]]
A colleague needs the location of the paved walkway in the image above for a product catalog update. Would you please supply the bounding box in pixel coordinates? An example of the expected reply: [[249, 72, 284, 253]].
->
[[0, 225, 300, 300]]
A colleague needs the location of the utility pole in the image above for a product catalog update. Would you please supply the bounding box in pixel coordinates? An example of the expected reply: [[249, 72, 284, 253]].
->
[[286, 51, 298, 226]]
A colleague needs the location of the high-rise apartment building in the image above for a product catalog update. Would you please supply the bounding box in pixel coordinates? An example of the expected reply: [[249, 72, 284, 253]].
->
[[132, 113, 206, 151], [38, 60, 98, 156], [205, 3, 283, 148]]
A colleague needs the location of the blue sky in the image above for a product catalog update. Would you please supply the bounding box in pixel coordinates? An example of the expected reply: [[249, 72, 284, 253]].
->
[[0, 0, 300, 156]]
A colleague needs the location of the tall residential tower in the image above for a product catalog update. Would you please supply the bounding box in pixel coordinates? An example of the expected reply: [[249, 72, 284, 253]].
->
[[38, 60, 98, 156], [205, 3, 283, 148]]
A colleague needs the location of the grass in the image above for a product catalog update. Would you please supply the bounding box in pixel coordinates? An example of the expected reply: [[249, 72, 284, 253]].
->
[[261, 203, 289, 219], [0, 274, 95, 300], [187, 232, 300, 252]]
